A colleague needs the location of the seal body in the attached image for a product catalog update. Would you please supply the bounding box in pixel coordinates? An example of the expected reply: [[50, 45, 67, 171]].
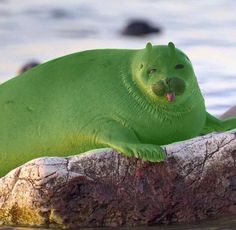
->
[[0, 43, 235, 177]]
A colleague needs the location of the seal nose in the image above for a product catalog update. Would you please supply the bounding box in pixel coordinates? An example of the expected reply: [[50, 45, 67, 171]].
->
[[164, 77, 186, 95], [165, 77, 171, 86], [152, 77, 186, 102], [165, 77, 186, 102]]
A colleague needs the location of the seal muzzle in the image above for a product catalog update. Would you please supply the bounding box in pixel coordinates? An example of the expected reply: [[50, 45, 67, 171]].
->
[[152, 77, 186, 102]]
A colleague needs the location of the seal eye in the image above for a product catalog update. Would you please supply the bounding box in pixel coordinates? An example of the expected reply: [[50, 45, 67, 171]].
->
[[148, 69, 157, 75], [175, 64, 184, 69]]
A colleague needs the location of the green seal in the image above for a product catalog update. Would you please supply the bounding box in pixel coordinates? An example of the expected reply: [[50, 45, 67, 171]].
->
[[0, 42, 235, 177]]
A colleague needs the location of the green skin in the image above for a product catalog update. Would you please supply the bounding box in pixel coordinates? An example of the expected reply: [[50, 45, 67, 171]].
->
[[0, 42, 236, 177]]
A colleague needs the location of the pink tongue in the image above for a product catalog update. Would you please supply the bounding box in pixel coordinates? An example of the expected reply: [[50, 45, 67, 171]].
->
[[166, 92, 175, 102]]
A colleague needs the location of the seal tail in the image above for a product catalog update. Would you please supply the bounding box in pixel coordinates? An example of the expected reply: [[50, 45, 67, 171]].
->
[[202, 112, 236, 135], [221, 117, 236, 131]]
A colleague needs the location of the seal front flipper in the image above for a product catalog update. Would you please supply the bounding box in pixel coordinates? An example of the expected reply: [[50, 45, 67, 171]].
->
[[201, 112, 236, 135], [96, 120, 166, 162], [120, 143, 166, 162]]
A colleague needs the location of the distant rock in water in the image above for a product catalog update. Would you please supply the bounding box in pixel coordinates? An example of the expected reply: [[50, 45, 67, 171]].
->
[[18, 61, 40, 74], [50, 8, 73, 19], [220, 105, 236, 119], [121, 19, 162, 36]]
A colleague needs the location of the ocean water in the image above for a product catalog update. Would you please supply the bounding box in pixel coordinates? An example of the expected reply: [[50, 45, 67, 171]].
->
[[0, 0, 236, 229]]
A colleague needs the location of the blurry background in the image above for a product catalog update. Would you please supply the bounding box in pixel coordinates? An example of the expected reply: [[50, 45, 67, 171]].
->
[[0, 0, 236, 116]]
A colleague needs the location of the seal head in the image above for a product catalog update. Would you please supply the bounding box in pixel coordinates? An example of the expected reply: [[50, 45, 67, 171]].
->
[[132, 42, 200, 109]]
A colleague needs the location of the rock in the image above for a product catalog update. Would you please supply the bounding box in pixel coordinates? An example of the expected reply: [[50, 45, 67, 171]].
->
[[0, 130, 236, 228], [121, 19, 162, 36], [221, 106, 236, 119], [18, 61, 40, 74]]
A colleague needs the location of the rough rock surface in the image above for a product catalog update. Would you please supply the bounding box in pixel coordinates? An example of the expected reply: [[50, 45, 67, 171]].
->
[[0, 130, 236, 229]]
